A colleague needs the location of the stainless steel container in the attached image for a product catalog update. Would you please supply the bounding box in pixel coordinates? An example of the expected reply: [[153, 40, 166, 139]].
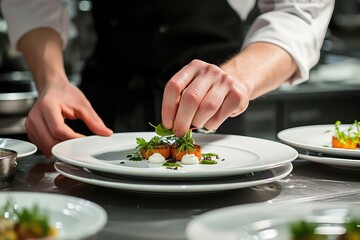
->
[[0, 71, 37, 135], [0, 71, 37, 115], [0, 148, 17, 189]]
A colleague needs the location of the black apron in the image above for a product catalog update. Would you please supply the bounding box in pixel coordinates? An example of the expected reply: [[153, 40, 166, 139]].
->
[[75, 0, 245, 134]]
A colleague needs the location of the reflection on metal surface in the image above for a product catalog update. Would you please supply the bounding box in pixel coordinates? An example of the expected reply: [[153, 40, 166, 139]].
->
[[0, 148, 17, 189], [0, 138, 7, 147]]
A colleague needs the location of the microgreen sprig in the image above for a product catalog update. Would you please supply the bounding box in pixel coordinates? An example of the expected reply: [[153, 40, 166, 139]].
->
[[174, 129, 196, 153], [334, 120, 360, 148], [149, 123, 197, 154], [134, 136, 169, 158]]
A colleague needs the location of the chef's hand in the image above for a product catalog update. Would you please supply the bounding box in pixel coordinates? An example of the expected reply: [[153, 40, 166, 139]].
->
[[25, 80, 113, 157], [161, 43, 297, 136], [161, 59, 250, 137]]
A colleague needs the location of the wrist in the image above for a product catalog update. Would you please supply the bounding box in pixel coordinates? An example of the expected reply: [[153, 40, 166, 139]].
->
[[18, 27, 67, 93]]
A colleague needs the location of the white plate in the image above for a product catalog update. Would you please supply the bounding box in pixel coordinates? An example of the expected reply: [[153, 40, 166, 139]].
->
[[54, 161, 293, 194], [52, 132, 297, 179], [278, 124, 360, 158], [186, 202, 360, 240], [0, 138, 37, 157], [298, 153, 360, 171], [0, 192, 107, 240]]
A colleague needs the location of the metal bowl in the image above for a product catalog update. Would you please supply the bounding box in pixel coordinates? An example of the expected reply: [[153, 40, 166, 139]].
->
[[0, 148, 17, 189], [0, 71, 38, 115]]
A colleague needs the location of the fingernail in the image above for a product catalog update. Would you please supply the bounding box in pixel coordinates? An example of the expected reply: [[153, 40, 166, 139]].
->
[[163, 118, 173, 129], [198, 127, 216, 133]]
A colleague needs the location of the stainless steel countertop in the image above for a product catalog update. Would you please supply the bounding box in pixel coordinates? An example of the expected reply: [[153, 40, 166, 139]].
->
[[3, 153, 360, 240]]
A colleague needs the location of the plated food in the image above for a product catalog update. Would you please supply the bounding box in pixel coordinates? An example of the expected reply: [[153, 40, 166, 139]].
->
[[290, 218, 360, 240], [0, 198, 56, 240], [278, 122, 360, 170], [186, 202, 360, 240], [128, 123, 218, 167], [277, 124, 360, 158], [331, 120, 360, 150], [52, 131, 297, 179], [0, 192, 107, 240]]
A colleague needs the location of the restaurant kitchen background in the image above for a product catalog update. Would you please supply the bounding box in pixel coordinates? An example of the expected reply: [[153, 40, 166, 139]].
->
[[0, 0, 359, 141]]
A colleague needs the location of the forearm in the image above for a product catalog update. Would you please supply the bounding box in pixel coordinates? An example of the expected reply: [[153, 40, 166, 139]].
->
[[221, 42, 297, 100], [245, 0, 334, 84], [18, 27, 68, 93]]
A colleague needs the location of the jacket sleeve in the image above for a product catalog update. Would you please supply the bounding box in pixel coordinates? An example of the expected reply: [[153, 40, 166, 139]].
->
[[243, 0, 335, 85], [1, 0, 70, 50]]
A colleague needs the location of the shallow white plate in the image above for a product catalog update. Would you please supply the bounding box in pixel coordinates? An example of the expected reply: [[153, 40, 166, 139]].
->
[[186, 202, 360, 240], [298, 153, 360, 171], [54, 161, 293, 194], [0, 192, 107, 240], [52, 132, 297, 179], [0, 138, 37, 157], [278, 124, 360, 158]]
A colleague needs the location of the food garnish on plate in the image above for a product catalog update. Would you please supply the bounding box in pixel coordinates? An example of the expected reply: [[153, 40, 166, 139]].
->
[[331, 120, 360, 150], [0, 197, 57, 240], [289, 217, 360, 240], [128, 123, 220, 168]]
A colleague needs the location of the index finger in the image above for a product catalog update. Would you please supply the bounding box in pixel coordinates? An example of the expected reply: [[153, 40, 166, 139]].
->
[[76, 101, 113, 136], [162, 60, 204, 130], [43, 105, 84, 140]]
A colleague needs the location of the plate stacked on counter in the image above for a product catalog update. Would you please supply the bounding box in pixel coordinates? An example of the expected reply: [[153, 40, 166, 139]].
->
[[277, 123, 360, 171], [0, 192, 107, 240], [52, 132, 298, 194], [186, 201, 360, 240], [0, 137, 37, 157], [0, 138, 38, 189]]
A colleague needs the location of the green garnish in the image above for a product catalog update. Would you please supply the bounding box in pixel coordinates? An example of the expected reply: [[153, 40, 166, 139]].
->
[[333, 120, 360, 148], [345, 218, 360, 232], [134, 136, 169, 159], [1, 197, 53, 237], [129, 154, 143, 161], [17, 204, 52, 237], [199, 159, 218, 164], [173, 130, 196, 154], [162, 162, 182, 168], [289, 220, 321, 239], [130, 123, 198, 160], [200, 153, 219, 164], [149, 122, 174, 137], [128, 123, 221, 166], [149, 122, 197, 154], [202, 153, 219, 159]]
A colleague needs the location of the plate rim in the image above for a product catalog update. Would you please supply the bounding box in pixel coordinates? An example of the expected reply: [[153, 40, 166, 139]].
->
[[186, 201, 358, 240], [1, 138, 37, 158], [277, 124, 360, 157], [298, 153, 360, 168], [54, 160, 293, 193], [52, 132, 298, 179]]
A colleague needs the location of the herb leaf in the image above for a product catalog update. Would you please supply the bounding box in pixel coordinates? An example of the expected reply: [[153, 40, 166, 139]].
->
[[149, 122, 173, 136]]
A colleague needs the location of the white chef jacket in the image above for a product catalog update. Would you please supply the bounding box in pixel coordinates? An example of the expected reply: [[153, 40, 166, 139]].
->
[[1, 0, 335, 85]]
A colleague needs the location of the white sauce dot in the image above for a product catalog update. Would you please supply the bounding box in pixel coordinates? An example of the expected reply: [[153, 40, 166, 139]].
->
[[148, 153, 166, 164], [181, 154, 199, 165]]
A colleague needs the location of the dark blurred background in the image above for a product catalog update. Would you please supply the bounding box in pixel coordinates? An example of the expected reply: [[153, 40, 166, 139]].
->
[[0, 0, 359, 141]]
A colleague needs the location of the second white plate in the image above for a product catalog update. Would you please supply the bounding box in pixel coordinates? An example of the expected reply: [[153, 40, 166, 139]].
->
[[278, 124, 360, 158], [0, 192, 107, 240], [298, 153, 360, 171], [0, 138, 37, 157], [186, 202, 360, 240], [52, 132, 297, 179], [54, 161, 293, 194]]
